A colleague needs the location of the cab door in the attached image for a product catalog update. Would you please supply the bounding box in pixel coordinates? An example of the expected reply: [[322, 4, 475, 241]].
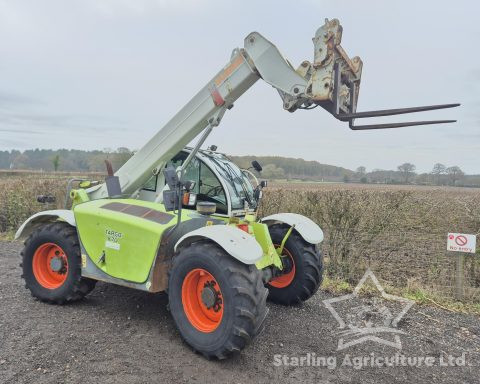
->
[[197, 161, 228, 214], [162, 151, 229, 214]]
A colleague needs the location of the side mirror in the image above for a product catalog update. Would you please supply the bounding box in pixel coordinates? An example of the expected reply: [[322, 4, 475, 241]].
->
[[260, 180, 268, 188], [252, 160, 263, 172], [251, 160, 262, 173]]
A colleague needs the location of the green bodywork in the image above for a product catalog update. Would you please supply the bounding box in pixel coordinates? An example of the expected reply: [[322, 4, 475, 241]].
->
[[73, 194, 282, 284], [251, 222, 283, 270], [74, 199, 175, 283]]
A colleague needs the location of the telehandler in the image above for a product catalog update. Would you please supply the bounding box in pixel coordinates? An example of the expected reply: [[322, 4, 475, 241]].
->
[[16, 19, 458, 359]]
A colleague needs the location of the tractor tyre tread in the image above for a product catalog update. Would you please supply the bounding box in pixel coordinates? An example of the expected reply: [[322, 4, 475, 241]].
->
[[21, 222, 96, 304], [168, 241, 268, 359], [267, 224, 323, 305]]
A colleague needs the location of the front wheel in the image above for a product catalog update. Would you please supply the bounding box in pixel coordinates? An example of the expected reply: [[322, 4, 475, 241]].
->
[[267, 225, 323, 305], [168, 241, 268, 359]]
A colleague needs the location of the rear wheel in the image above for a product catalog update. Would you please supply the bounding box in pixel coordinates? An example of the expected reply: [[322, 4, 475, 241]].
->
[[267, 225, 323, 305], [21, 222, 96, 304], [168, 241, 268, 359]]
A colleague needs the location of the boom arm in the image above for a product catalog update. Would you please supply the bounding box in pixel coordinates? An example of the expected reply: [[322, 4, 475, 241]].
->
[[88, 46, 260, 200], [87, 18, 458, 200]]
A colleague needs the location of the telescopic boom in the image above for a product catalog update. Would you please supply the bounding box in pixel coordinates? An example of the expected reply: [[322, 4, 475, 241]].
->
[[87, 18, 458, 200]]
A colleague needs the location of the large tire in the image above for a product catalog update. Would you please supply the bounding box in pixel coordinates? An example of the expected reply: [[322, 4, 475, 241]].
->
[[21, 222, 96, 304], [267, 225, 323, 305], [168, 241, 268, 359]]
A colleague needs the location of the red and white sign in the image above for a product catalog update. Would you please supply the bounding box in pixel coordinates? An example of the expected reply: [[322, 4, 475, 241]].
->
[[447, 233, 477, 254]]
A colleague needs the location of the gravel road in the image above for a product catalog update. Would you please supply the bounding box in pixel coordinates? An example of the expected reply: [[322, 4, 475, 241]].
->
[[1, 241, 479, 384]]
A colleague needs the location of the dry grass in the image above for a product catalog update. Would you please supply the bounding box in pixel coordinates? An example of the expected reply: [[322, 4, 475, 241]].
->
[[260, 182, 480, 305], [1, 175, 479, 305], [0, 171, 102, 233]]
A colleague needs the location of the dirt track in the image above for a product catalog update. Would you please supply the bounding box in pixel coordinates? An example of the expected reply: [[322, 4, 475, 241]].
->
[[1, 241, 479, 384]]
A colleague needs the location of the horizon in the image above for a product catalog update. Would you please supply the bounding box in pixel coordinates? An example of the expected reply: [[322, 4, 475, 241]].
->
[[1, 147, 476, 176]]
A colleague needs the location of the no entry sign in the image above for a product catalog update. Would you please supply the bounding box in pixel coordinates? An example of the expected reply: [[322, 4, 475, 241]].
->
[[447, 233, 477, 253]]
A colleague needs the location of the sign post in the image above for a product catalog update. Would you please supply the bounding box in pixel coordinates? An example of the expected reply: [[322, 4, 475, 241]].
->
[[455, 253, 464, 301], [447, 233, 477, 301]]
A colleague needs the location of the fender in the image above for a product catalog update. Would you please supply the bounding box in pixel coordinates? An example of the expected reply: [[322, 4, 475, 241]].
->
[[175, 225, 263, 265], [260, 213, 324, 244], [15, 210, 76, 240]]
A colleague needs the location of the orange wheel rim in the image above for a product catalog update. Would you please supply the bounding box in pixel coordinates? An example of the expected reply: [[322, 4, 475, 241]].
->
[[181, 268, 223, 333], [269, 246, 296, 288], [32, 243, 68, 289]]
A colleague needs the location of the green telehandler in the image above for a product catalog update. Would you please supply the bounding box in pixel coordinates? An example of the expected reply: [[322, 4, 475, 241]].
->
[[16, 19, 458, 359]]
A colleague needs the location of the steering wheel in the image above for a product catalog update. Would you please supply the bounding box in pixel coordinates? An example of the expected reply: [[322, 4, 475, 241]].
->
[[205, 185, 223, 197]]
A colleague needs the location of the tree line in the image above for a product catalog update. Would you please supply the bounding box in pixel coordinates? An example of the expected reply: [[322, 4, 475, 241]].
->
[[0, 148, 133, 173], [351, 163, 476, 187], [1, 148, 477, 187], [230, 155, 354, 181]]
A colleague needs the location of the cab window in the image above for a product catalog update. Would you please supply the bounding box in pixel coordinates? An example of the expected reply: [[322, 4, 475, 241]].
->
[[164, 152, 228, 214], [142, 174, 158, 191], [199, 162, 227, 213]]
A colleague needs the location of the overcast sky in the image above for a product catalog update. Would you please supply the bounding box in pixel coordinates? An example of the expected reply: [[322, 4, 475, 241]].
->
[[0, 0, 478, 173]]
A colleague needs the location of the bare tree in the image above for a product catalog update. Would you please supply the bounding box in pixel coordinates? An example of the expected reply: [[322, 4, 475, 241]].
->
[[397, 163, 416, 184], [356, 166, 366, 176], [356, 166, 367, 183], [431, 163, 446, 185], [446, 166, 464, 186]]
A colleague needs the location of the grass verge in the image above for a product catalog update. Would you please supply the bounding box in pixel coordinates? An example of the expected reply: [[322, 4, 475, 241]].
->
[[321, 276, 480, 315]]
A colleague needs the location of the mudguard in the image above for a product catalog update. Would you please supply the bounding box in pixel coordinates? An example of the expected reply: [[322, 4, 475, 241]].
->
[[15, 210, 76, 240], [175, 225, 263, 265], [260, 213, 324, 244]]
